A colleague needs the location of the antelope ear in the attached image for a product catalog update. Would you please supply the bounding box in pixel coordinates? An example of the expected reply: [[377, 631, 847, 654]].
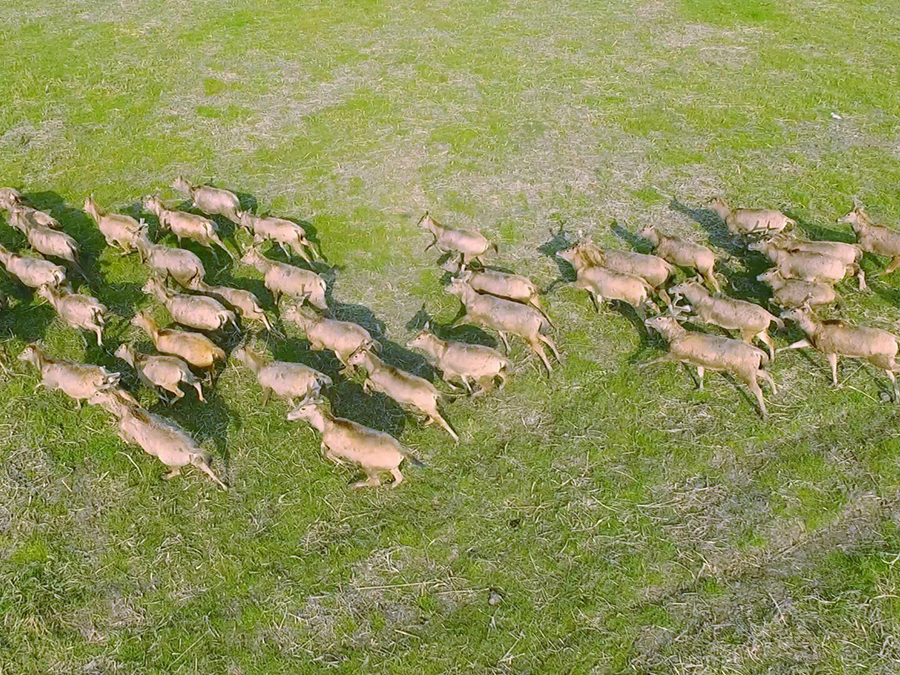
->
[[424, 319, 432, 332]]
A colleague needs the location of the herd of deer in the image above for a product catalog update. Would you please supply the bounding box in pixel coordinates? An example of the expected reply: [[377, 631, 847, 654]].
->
[[0, 180, 898, 489]]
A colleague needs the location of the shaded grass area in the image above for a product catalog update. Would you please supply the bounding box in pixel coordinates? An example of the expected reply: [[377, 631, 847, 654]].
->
[[1, 0, 900, 671]]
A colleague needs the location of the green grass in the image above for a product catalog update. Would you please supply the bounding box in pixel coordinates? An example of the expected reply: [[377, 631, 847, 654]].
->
[[1, 0, 900, 671]]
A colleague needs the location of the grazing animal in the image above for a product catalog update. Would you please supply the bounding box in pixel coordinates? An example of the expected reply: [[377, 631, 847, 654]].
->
[[237, 212, 317, 264], [749, 240, 865, 289], [557, 244, 657, 318], [417, 212, 496, 268], [282, 303, 377, 368], [407, 325, 510, 395], [83, 196, 143, 252], [0, 243, 66, 289], [445, 277, 560, 372], [232, 344, 332, 405], [132, 310, 225, 376], [839, 204, 900, 276], [134, 231, 206, 287], [347, 347, 459, 442], [89, 390, 226, 489], [457, 269, 549, 320], [644, 316, 776, 420], [18, 343, 120, 407], [708, 198, 795, 237], [779, 309, 900, 400], [144, 195, 233, 259], [287, 397, 423, 488], [143, 277, 237, 332], [114, 344, 204, 403], [36, 284, 108, 346], [639, 226, 720, 292], [172, 177, 242, 223], [241, 246, 327, 309], [757, 269, 838, 309], [188, 279, 272, 331]]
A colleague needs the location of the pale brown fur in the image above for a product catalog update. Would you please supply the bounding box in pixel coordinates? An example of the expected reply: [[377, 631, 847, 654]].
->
[[780, 308, 900, 400], [287, 397, 423, 488], [132, 310, 225, 375], [407, 326, 510, 395], [348, 347, 458, 443], [639, 226, 720, 292], [446, 277, 560, 372], [644, 316, 775, 420]]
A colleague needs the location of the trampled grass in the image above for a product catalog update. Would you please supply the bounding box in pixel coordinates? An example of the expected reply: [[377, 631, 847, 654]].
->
[[1, 0, 900, 671]]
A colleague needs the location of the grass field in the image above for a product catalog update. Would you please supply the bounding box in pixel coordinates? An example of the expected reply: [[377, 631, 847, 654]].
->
[[2, 0, 900, 671]]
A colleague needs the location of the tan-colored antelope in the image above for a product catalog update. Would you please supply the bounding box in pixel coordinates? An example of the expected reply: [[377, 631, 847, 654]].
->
[[839, 203, 900, 276], [287, 396, 424, 488], [639, 226, 720, 292], [143, 277, 238, 332], [83, 196, 143, 252], [232, 344, 332, 406], [757, 270, 837, 309], [0, 243, 66, 289], [644, 316, 775, 420], [407, 324, 510, 395], [241, 246, 327, 309], [779, 309, 900, 400], [669, 278, 782, 360], [282, 303, 377, 369], [172, 177, 242, 223], [144, 195, 233, 259], [134, 230, 206, 287], [19, 343, 120, 408], [417, 212, 496, 268], [708, 198, 796, 237], [132, 311, 225, 376], [89, 390, 226, 489], [36, 284, 108, 346], [446, 277, 560, 372], [347, 347, 458, 442], [115, 344, 204, 403], [237, 212, 317, 264], [188, 279, 272, 331]]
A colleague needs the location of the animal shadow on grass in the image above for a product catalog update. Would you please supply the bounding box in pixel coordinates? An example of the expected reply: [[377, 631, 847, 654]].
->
[[609, 219, 651, 253], [270, 335, 343, 381], [149, 386, 236, 467], [538, 226, 577, 290], [668, 197, 746, 259], [404, 305, 499, 351], [322, 270, 435, 378], [328, 378, 407, 438], [0, 292, 55, 343]]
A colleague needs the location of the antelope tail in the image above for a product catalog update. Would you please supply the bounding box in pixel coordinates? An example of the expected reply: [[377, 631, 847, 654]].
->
[[404, 453, 425, 468]]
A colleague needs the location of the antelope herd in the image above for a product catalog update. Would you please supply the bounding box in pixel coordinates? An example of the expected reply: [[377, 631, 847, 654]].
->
[[0, 183, 899, 490]]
